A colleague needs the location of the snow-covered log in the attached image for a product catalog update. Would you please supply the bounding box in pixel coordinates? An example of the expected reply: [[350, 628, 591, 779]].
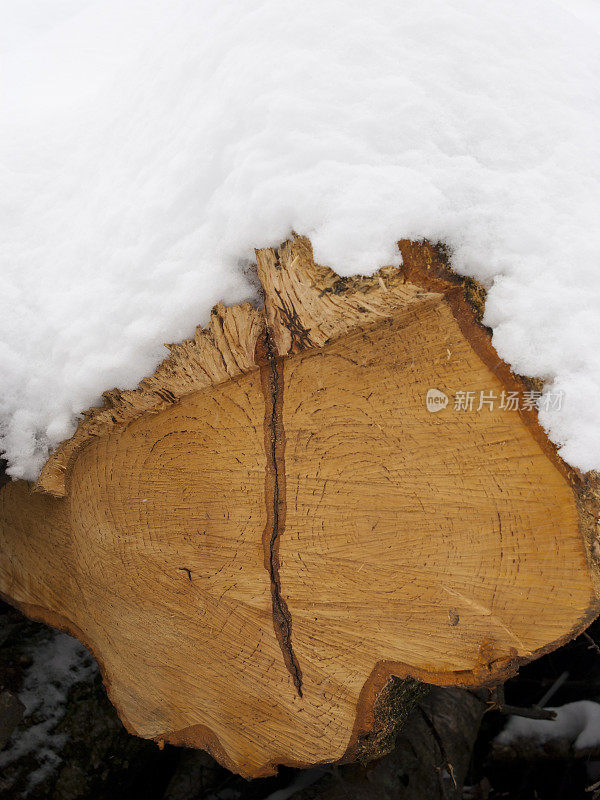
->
[[0, 237, 598, 777]]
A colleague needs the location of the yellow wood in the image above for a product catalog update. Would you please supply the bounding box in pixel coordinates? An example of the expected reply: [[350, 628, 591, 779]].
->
[[0, 237, 598, 777]]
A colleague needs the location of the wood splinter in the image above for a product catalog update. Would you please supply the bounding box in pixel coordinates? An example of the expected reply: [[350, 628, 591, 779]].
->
[[0, 236, 599, 778]]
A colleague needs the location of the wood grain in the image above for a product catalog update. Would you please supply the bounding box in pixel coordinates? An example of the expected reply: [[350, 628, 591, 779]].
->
[[0, 237, 598, 777]]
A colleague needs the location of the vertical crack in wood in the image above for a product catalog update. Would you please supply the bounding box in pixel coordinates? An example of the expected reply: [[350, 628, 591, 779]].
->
[[258, 326, 303, 698]]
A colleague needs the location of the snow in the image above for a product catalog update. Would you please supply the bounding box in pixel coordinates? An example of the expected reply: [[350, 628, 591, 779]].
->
[[261, 769, 326, 800], [0, 630, 97, 790], [496, 701, 600, 750], [1, 0, 600, 479]]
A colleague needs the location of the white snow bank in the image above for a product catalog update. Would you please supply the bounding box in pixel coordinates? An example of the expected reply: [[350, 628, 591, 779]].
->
[[495, 701, 600, 751], [2, 0, 600, 479]]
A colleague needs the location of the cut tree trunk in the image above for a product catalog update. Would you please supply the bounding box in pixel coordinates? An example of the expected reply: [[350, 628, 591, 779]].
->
[[0, 237, 598, 778]]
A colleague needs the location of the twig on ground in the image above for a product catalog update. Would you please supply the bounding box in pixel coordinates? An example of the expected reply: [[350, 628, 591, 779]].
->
[[537, 670, 569, 707], [583, 633, 600, 658], [486, 702, 556, 721]]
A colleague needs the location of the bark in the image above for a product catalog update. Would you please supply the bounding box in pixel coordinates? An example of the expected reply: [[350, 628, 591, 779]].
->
[[0, 691, 24, 751], [292, 687, 487, 800]]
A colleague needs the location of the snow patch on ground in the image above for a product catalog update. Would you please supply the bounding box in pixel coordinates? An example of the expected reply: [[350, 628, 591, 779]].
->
[[0, 631, 97, 790], [1, 0, 600, 478], [260, 769, 326, 800], [496, 701, 600, 750]]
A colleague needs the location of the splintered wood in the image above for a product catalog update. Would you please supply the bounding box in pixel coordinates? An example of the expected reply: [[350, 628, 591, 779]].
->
[[1, 237, 598, 777]]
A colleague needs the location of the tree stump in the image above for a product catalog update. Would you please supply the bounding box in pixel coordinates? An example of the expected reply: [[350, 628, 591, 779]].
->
[[0, 237, 598, 777]]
